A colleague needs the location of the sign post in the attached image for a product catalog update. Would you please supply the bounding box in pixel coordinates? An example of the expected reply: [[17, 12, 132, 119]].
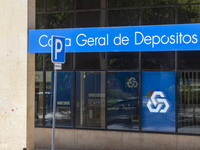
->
[[51, 36, 65, 150]]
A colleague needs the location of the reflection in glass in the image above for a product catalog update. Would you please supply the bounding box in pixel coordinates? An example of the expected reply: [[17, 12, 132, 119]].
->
[[45, 12, 73, 29], [178, 72, 200, 134], [36, 14, 44, 29], [107, 72, 139, 130], [178, 5, 200, 24], [178, 0, 200, 4], [177, 51, 200, 69], [107, 52, 139, 69], [141, 51, 175, 70], [36, 0, 44, 12], [108, 9, 139, 27], [35, 71, 44, 126], [142, 0, 175, 6], [76, 71, 105, 128], [75, 53, 105, 70], [45, 54, 53, 70], [142, 7, 175, 25], [108, 0, 139, 8], [45, 71, 73, 127], [35, 54, 43, 70], [46, 0, 73, 11]]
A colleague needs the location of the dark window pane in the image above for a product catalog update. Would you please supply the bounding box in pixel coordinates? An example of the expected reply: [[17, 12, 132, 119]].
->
[[178, 72, 200, 134], [178, 5, 200, 24], [60, 0, 74, 11], [141, 51, 175, 70], [76, 71, 105, 128], [36, 0, 44, 12], [45, 13, 73, 29], [35, 71, 44, 126], [107, 72, 139, 130], [142, 0, 175, 6], [46, 0, 73, 11], [36, 14, 44, 29], [76, 11, 106, 27], [108, 0, 139, 8], [178, 0, 200, 4], [76, 0, 103, 9], [63, 53, 73, 70], [75, 53, 105, 70], [142, 7, 175, 25], [108, 9, 139, 27], [35, 53, 43, 70], [107, 52, 139, 69], [177, 51, 200, 69], [45, 71, 74, 127], [45, 53, 53, 70]]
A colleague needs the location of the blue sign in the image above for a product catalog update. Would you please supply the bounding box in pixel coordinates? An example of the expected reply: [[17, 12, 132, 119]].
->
[[51, 36, 65, 63], [29, 24, 200, 53], [142, 72, 175, 132]]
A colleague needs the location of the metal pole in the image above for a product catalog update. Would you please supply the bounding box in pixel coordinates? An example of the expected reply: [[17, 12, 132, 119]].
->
[[52, 65, 57, 150]]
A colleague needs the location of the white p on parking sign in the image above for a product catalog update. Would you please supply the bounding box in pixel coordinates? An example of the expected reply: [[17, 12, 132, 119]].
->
[[51, 35, 65, 63]]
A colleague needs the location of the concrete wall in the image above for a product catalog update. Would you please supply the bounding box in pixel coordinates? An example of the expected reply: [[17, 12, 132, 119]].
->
[[0, 0, 35, 149], [35, 128, 200, 150]]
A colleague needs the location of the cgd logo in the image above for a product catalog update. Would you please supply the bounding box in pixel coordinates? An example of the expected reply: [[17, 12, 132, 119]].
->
[[146, 91, 170, 113]]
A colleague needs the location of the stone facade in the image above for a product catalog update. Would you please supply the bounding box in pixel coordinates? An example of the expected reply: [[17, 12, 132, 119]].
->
[[0, 0, 35, 149], [35, 128, 200, 150]]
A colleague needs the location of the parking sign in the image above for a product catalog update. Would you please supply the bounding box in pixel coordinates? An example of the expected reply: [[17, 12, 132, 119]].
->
[[51, 35, 65, 63]]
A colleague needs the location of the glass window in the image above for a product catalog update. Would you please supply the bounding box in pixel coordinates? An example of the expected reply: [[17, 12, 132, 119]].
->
[[45, 54, 53, 70], [76, 11, 106, 27], [107, 72, 139, 130], [142, 72, 175, 132], [35, 71, 44, 126], [107, 52, 139, 70], [45, 12, 73, 29], [62, 53, 73, 70], [142, 7, 175, 25], [141, 51, 175, 70], [177, 51, 200, 69], [142, 0, 175, 6], [75, 53, 105, 70], [46, 0, 73, 11], [36, 14, 44, 29], [45, 71, 74, 127], [76, 71, 105, 129], [108, 0, 139, 8], [76, 0, 103, 9], [35, 54, 43, 70], [108, 9, 139, 27], [178, 5, 200, 24], [178, 72, 200, 134], [178, 0, 200, 4], [36, 0, 44, 12]]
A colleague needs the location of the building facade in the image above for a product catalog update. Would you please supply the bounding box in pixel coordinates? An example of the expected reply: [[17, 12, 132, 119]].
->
[[1, 0, 200, 150], [34, 0, 200, 149]]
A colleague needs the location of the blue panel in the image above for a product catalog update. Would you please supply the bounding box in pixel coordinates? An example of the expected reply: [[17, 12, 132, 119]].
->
[[142, 72, 175, 132], [29, 24, 200, 53]]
